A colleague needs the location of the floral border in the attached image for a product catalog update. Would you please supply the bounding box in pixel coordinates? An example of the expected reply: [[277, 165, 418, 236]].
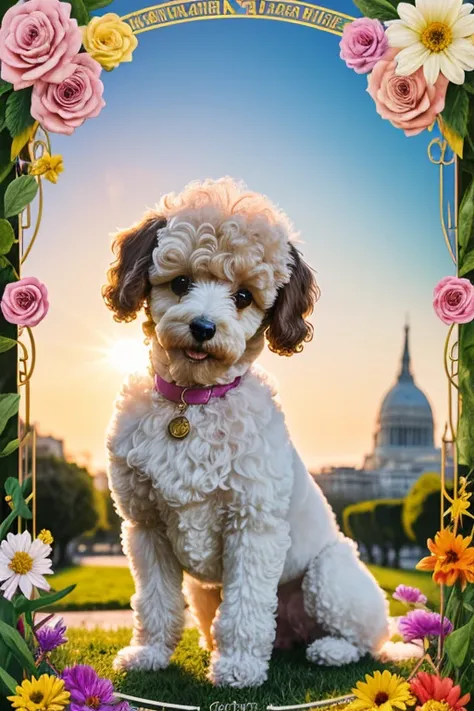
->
[[0, 0, 474, 708]]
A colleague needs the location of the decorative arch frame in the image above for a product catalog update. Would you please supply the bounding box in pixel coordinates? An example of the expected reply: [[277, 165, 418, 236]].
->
[[0, 0, 473, 708]]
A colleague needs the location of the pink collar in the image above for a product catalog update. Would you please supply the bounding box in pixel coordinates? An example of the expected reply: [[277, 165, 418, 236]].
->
[[154, 373, 241, 405]]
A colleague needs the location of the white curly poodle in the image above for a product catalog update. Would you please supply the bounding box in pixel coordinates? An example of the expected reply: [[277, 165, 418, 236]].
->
[[103, 177, 389, 688]]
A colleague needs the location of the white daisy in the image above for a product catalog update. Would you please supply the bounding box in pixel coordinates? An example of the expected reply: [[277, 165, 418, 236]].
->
[[386, 0, 474, 85], [0, 530, 52, 600]]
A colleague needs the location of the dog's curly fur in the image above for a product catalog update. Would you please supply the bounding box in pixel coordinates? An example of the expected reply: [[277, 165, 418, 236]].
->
[[103, 178, 389, 688]]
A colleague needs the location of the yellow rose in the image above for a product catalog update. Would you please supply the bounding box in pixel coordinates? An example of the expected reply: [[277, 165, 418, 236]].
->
[[82, 13, 138, 72]]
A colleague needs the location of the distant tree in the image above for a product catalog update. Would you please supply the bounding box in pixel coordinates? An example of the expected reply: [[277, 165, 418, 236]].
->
[[36, 456, 99, 567], [106, 491, 122, 537], [372, 499, 410, 569], [343, 498, 411, 567], [343, 501, 379, 564], [402, 472, 442, 544], [83, 487, 110, 542], [402, 472, 472, 552], [323, 493, 357, 528]]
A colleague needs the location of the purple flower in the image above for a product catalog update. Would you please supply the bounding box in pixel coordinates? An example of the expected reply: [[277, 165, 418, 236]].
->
[[36, 617, 68, 653], [393, 585, 428, 606], [399, 609, 453, 643], [62, 665, 129, 711], [339, 18, 389, 74]]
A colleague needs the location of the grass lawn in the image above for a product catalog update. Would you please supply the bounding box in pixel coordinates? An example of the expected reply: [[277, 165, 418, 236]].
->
[[49, 564, 439, 615], [368, 565, 440, 616], [49, 566, 134, 611], [53, 627, 406, 707]]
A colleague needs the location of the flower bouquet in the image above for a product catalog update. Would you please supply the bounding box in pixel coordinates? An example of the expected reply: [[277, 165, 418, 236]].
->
[[338, 0, 474, 705], [0, 478, 129, 711]]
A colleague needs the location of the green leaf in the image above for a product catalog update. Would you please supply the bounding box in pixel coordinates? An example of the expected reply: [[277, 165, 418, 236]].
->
[[64, 0, 90, 24], [0, 394, 19, 437], [5, 477, 31, 519], [4, 175, 37, 218], [0, 438, 19, 458], [83, 0, 114, 8], [0, 666, 18, 695], [0, 597, 15, 627], [352, 0, 399, 20], [21, 476, 32, 498], [0, 95, 7, 133], [0, 218, 15, 256], [0, 620, 36, 677], [0, 509, 17, 541], [0, 80, 12, 98], [0, 161, 14, 185], [441, 85, 470, 140], [458, 178, 474, 259], [444, 618, 474, 667], [0, 336, 16, 353], [5, 88, 33, 139], [14, 585, 76, 614], [459, 250, 474, 277]]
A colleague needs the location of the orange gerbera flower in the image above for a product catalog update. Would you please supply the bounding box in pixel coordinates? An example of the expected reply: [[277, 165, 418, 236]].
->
[[416, 529, 474, 590], [410, 672, 470, 711]]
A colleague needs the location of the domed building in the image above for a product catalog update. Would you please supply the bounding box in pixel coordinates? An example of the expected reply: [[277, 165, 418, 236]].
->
[[364, 324, 438, 471], [316, 323, 450, 503]]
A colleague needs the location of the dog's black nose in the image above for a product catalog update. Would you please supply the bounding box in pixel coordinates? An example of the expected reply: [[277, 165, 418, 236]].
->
[[190, 318, 216, 342]]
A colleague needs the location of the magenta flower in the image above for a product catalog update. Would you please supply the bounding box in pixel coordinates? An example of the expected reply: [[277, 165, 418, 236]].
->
[[339, 18, 389, 74], [0, 276, 49, 327], [36, 617, 67, 653], [62, 665, 130, 711], [399, 609, 453, 642], [0, 0, 82, 90], [31, 54, 105, 136], [393, 585, 427, 606], [433, 276, 474, 325]]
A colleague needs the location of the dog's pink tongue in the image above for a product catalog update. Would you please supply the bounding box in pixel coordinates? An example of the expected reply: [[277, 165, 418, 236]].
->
[[186, 350, 208, 361]]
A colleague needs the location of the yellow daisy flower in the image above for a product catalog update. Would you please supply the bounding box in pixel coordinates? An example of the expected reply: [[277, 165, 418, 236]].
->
[[29, 153, 64, 184], [346, 670, 415, 711], [8, 674, 70, 711], [37, 529, 54, 545]]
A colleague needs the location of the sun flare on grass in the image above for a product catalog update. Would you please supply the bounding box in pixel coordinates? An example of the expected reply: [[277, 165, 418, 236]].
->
[[107, 338, 149, 373]]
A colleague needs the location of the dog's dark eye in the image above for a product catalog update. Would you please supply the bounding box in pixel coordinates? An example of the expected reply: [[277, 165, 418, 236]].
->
[[233, 288, 253, 310], [170, 276, 191, 296]]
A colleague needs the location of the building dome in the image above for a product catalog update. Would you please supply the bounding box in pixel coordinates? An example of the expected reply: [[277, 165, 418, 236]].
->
[[380, 381, 433, 421], [367, 324, 436, 469]]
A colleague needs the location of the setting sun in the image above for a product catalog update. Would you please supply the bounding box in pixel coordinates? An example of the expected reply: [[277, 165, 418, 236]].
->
[[108, 338, 149, 373]]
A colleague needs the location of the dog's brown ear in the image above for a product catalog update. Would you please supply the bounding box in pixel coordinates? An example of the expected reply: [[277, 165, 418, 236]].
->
[[265, 243, 319, 356], [102, 214, 167, 323]]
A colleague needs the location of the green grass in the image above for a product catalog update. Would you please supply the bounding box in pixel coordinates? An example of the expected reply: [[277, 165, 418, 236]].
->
[[53, 628, 405, 707], [368, 565, 440, 615], [49, 566, 134, 611], [49, 564, 439, 614]]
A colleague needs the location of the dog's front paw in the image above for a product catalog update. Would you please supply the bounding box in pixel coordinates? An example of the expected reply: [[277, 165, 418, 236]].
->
[[113, 644, 171, 672], [209, 652, 268, 688]]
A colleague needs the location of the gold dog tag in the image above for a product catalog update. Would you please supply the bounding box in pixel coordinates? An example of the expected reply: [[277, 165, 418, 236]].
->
[[168, 415, 190, 439]]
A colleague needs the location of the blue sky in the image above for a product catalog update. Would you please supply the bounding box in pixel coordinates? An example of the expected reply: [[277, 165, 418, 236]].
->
[[26, 0, 455, 471]]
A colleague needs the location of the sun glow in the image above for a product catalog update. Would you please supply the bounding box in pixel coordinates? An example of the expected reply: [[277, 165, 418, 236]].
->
[[108, 338, 149, 373]]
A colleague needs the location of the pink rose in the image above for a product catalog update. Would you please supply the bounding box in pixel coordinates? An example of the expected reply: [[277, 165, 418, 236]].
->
[[433, 276, 474, 325], [340, 18, 389, 74], [1, 276, 49, 327], [0, 0, 83, 90], [367, 49, 449, 137], [31, 54, 105, 135]]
